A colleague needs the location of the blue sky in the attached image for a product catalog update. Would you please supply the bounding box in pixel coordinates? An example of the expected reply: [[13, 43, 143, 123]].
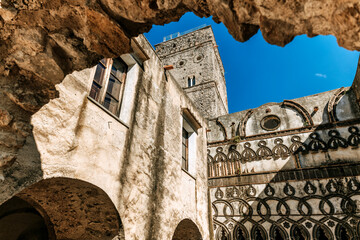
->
[[144, 12, 360, 113]]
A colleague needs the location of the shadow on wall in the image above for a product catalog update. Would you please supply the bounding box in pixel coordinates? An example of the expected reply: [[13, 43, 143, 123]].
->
[[0, 177, 124, 240]]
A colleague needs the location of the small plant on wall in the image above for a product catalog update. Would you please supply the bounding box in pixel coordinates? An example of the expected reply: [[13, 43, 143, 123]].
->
[[232, 136, 240, 143]]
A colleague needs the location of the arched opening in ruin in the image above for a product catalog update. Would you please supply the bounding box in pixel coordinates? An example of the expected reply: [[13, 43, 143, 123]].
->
[[172, 218, 202, 240], [0, 177, 124, 240], [0, 196, 54, 240]]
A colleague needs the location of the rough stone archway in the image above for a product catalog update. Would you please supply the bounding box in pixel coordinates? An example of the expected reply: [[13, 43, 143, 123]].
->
[[0, 196, 54, 240], [172, 218, 203, 240], [0, 177, 124, 240]]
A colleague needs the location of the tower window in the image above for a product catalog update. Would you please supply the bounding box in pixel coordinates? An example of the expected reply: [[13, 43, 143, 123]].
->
[[188, 76, 196, 87], [89, 58, 127, 116]]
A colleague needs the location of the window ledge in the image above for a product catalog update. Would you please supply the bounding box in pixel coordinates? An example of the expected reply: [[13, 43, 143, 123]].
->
[[182, 168, 196, 181], [87, 96, 129, 129]]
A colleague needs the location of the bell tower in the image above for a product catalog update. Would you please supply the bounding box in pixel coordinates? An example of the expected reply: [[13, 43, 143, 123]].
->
[[155, 25, 228, 119]]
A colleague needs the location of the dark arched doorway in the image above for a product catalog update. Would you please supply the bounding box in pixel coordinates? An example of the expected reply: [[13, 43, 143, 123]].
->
[[0, 196, 53, 240], [172, 219, 202, 240], [0, 177, 124, 240]]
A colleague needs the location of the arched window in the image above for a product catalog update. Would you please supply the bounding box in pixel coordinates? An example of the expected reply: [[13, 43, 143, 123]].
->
[[314, 225, 331, 240], [218, 227, 228, 240], [271, 226, 286, 240], [335, 224, 352, 240], [338, 225, 350, 240], [292, 225, 307, 240], [234, 224, 248, 240], [252, 225, 267, 240]]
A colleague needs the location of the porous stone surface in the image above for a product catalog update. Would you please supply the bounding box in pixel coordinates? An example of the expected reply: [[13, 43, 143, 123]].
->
[[0, 153, 16, 169], [0, 108, 13, 126], [16, 178, 123, 240], [155, 26, 228, 119]]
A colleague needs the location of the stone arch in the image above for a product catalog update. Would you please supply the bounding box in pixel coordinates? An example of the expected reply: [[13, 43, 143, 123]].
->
[[270, 224, 289, 240], [282, 100, 314, 127], [290, 224, 310, 240], [0, 177, 124, 240], [327, 87, 346, 123], [335, 223, 354, 240], [313, 224, 334, 240], [0, 196, 55, 240], [238, 109, 254, 138], [251, 224, 268, 240], [214, 224, 230, 240], [233, 223, 249, 240], [172, 218, 202, 240]]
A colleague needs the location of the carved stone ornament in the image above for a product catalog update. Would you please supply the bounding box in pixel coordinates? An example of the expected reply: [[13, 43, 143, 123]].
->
[[215, 187, 224, 199], [193, 54, 204, 63], [284, 182, 296, 196], [261, 115, 281, 131], [176, 59, 187, 68], [246, 185, 256, 197], [304, 181, 317, 195], [348, 126, 360, 147], [265, 184, 275, 196], [242, 142, 257, 162]]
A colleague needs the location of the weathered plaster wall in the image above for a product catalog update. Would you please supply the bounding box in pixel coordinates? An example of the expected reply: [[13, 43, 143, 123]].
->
[[117, 35, 210, 240], [207, 87, 360, 176], [0, 35, 211, 239], [208, 88, 360, 143]]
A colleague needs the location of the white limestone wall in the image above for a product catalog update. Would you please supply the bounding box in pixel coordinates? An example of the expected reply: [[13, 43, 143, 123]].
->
[[28, 35, 211, 240]]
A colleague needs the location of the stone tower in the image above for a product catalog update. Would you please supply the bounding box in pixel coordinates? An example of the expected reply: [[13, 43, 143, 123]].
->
[[155, 26, 228, 119]]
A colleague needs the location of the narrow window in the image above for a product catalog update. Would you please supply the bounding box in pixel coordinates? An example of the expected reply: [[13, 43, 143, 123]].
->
[[187, 76, 196, 87], [182, 128, 189, 170], [181, 108, 201, 176], [89, 58, 127, 116]]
